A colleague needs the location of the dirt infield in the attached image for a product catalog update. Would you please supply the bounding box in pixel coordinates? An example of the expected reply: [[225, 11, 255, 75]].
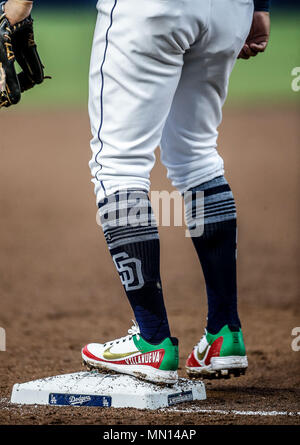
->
[[0, 106, 299, 425]]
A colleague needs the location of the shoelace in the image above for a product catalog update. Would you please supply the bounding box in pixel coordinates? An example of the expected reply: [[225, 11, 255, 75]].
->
[[0, 14, 14, 61], [195, 330, 208, 350], [4, 30, 14, 61], [103, 320, 140, 347]]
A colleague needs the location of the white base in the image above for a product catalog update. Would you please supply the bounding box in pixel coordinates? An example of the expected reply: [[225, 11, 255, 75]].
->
[[11, 371, 206, 410]]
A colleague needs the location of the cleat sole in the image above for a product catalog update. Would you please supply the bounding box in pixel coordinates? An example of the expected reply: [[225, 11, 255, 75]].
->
[[186, 366, 247, 380], [82, 358, 178, 386]]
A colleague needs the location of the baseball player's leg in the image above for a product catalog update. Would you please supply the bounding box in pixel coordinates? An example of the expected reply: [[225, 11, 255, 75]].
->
[[89, 0, 186, 204], [84, 0, 194, 383], [160, 0, 254, 378], [82, 189, 179, 384]]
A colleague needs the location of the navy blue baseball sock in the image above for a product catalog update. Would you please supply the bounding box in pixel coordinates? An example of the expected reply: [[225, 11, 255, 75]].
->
[[184, 176, 241, 334], [98, 190, 170, 344]]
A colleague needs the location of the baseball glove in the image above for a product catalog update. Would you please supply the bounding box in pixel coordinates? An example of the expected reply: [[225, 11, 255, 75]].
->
[[0, 3, 48, 108]]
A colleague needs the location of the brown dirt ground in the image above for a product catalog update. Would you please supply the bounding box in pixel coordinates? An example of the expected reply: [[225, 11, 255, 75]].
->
[[0, 106, 299, 425]]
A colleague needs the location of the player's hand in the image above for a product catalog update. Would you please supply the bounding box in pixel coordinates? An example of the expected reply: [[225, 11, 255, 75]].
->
[[3, 0, 33, 26], [238, 11, 270, 60]]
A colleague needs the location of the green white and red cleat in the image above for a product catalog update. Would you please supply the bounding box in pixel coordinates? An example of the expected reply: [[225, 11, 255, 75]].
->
[[185, 324, 248, 379], [82, 322, 248, 384], [82, 322, 179, 385]]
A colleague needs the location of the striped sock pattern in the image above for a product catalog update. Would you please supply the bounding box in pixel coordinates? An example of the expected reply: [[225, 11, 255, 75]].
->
[[185, 176, 236, 229], [98, 190, 170, 344], [185, 176, 241, 334], [98, 190, 159, 250]]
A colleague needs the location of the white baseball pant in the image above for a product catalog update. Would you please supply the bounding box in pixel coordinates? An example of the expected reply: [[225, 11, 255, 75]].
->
[[89, 0, 254, 203]]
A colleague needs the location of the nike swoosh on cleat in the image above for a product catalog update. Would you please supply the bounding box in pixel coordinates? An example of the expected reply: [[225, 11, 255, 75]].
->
[[197, 344, 209, 362], [103, 346, 139, 360]]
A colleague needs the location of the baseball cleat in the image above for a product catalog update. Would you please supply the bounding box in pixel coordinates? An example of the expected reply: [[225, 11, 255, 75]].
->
[[186, 324, 248, 379], [82, 321, 179, 385]]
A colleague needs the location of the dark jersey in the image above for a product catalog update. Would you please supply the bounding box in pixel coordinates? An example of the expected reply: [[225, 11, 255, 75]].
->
[[21, 0, 271, 12], [254, 0, 270, 11]]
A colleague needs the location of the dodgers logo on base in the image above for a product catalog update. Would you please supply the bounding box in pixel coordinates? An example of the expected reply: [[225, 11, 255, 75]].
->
[[49, 393, 112, 407]]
